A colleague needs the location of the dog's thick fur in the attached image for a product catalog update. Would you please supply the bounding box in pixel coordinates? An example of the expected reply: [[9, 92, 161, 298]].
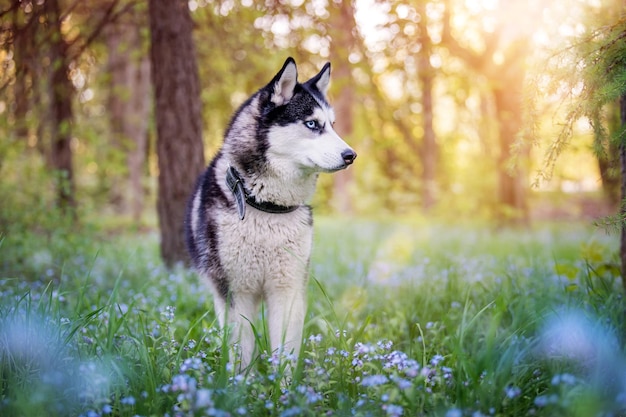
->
[[185, 58, 356, 370]]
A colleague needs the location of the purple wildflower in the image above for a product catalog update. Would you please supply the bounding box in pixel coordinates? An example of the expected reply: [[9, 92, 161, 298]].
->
[[384, 404, 404, 417], [504, 385, 521, 399], [361, 374, 389, 387]]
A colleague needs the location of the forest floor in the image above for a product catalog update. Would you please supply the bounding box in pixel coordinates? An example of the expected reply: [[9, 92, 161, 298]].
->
[[0, 216, 624, 417]]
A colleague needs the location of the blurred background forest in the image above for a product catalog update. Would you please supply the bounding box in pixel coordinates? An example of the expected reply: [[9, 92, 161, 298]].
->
[[0, 0, 623, 253]]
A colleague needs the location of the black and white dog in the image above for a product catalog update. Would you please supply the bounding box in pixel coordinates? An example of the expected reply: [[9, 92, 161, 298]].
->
[[185, 58, 356, 370]]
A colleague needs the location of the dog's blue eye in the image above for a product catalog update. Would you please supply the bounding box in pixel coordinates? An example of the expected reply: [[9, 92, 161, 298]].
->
[[305, 120, 319, 130]]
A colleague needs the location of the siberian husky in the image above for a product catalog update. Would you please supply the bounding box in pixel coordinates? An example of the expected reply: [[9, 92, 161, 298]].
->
[[185, 58, 356, 371]]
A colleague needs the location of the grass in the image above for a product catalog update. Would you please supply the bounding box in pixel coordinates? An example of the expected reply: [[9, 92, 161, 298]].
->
[[0, 217, 624, 416]]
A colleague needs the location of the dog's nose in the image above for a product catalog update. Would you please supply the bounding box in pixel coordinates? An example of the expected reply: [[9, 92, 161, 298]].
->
[[342, 149, 357, 165]]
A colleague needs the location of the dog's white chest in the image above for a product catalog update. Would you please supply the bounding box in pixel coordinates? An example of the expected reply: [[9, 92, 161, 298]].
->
[[217, 210, 313, 294]]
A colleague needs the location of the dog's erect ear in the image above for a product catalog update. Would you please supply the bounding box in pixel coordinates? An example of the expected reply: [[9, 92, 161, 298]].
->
[[270, 57, 298, 106], [305, 62, 331, 96]]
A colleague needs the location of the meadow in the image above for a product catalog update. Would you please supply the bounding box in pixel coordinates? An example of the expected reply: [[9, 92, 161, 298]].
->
[[1, 217, 624, 417]]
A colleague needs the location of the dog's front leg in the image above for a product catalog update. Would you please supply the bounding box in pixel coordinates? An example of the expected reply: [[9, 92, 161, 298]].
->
[[223, 293, 259, 372], [265, 286, 306, 364]]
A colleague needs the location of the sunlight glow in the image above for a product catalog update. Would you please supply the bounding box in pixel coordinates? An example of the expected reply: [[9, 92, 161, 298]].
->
[[379, 71, 404, 102], [430, 54, 442, 69], [270, 15, 291, 38], [396, 4, 410, 20], [533, 29, 550, 46], [354, 0, 391, 53], [303, 34, 330, 57], [465, 0, 499, 13], [492, 51, 504, 66]]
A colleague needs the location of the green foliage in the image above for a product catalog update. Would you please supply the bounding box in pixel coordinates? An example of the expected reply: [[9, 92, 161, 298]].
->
[[527, 10, 626, 186], [1, 218, 622, 416]]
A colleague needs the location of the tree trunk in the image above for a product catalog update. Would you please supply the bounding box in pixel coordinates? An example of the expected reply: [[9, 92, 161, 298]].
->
[[493, 84, 529, 226], [619, 94, 626, 290], [149, 0, 205, 267], [328, 0, 357, 214], [416, 1, 438, 211], [46, 0, 75, 214], [442, 1, 530, 225], [491, 39, 530, 226], [12, 1, 32, 142], [105, 21, 128, 211], [128, 57, 151, 223], [105, 15, 151, 222], [598, 101, 621, 208], [599, 149, 620, 208]]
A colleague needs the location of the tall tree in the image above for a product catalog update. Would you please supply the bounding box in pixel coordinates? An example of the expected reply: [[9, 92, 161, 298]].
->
[[415, 0, 438, 211], [598, 103, 621, 207], [618, 93, 626, 282], [104, 8, 150, 222], [4, 0, 128, 215], [149, 0, 205, 267], [46, 0, 76, 213], [355, 1, 441, 211], [491, 40, 530, 224], [532, 4, 626, 283], [328, 0, 359, 213], [442, 0, 531, 224], [582, 1, 624, 210], [11, 1, 33, 143]]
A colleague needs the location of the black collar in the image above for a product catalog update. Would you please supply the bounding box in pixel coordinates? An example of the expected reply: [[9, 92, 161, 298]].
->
[[225, 166, 300, 220]]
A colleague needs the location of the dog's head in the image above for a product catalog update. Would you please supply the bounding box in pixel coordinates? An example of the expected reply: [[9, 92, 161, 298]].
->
[[257, 58, 357, 175]]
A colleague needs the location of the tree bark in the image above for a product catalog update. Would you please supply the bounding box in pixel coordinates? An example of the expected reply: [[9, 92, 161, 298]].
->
[[46, 0, 76, 214], [598, 146, 620, 208], [105, 21, 128, 211], [619, 94, 626, 290], [128, 57, 151, 223], [598, 102, 621, 208], [149, 0, 205, 267], [492, 50, 529, 226], [416, 1, 438, 211], [105, 15, 150, 222], [12, 1, 32, 142], [328, 0, 357, 214]]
